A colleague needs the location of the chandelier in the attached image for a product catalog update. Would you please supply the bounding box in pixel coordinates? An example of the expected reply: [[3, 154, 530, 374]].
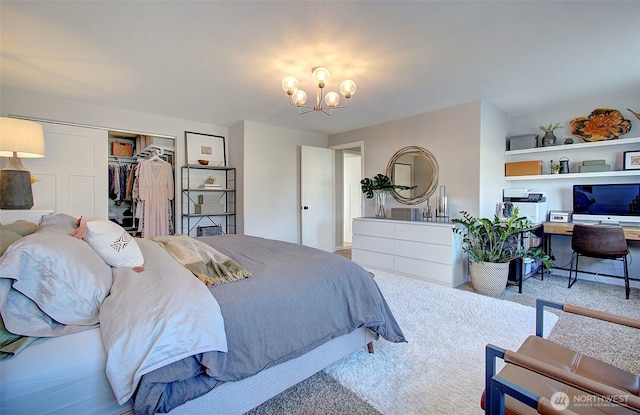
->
[[281, 67, 356, 116]]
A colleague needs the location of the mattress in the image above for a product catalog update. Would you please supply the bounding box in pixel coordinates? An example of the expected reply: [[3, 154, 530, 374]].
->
[[0, 327, 133, 414]]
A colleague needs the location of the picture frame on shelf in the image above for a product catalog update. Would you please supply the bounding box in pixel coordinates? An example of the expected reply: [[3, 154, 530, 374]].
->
[[623, 150, 640, 170], [185, 131, 226, 167]]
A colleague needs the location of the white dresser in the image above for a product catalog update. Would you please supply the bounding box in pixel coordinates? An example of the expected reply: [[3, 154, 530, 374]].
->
[[352, 217, 466, 287]]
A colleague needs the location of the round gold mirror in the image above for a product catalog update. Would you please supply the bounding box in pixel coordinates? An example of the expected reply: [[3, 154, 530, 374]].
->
[[385, 146, 439, 205]]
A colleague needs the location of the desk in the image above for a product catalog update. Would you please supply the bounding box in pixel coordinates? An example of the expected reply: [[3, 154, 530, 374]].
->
[[542, 222, 640, 283], [543, 222, 640, 241]]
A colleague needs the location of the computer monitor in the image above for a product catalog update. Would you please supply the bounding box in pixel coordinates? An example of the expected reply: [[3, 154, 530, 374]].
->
[[572, 183, 640, 225]]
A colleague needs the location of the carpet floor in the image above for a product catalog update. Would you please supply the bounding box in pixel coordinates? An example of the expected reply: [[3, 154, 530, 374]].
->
[[324, 270, 557, 415], [247, 256, 639, 415]]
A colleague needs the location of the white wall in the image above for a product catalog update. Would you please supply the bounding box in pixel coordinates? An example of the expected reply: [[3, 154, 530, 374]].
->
[[329, 101, 484, 218], [230, 121, 327, 243], [1, 86, 228, 227], [228, 122, 245, 234], [480, 101, 510, 217]]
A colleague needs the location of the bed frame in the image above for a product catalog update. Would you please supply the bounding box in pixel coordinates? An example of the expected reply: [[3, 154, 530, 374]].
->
[[0, 327, 375, 415], [170, 328, 376, 414]]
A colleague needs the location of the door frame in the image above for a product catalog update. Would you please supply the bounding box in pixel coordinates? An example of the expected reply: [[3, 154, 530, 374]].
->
[[330, 140, 364, 249]]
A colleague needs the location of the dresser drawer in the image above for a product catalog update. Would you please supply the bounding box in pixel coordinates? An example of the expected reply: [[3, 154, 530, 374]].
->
[[395, 222, 452, 245], [395, 257, 453, 286], [353, 219, 394, 238], [352, 234, 394, 254], [352, 248, 394, 271], [394, 239, 452, 264]]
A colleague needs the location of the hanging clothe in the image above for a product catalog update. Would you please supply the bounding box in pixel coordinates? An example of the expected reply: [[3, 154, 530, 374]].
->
[[108, 162, 135, 202], [137, 159, 174, 238]]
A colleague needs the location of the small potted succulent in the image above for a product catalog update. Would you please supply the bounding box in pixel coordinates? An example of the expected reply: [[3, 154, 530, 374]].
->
[[539, 122, 564, 146]]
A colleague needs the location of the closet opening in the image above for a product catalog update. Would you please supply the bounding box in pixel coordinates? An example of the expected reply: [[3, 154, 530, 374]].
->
[[108, 130, 176, 237]]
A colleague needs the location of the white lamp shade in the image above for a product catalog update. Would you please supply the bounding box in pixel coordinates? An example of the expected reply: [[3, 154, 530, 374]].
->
[[0, 118, 45, 158], [292, 90, 307, 106], [340, 80, 357, 98], [311, 67, 330, 87], [325, 92, 340, 108], [281, 76, 299, 94]]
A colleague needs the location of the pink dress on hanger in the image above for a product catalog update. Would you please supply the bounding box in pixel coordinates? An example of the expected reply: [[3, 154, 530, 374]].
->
[[138, 159, 174, 238]]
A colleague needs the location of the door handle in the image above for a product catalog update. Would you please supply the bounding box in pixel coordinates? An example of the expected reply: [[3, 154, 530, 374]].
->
[[303, 206, 309, 210]]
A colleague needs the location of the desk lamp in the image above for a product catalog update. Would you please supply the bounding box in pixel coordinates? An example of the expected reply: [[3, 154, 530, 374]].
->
[[0, 118, 45, 209]]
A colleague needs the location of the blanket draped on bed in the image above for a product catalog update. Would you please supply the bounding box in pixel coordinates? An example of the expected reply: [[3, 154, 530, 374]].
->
[[99, 239, 228, 406], [131, 235, 406, 415], [151, 235, 251, 286]]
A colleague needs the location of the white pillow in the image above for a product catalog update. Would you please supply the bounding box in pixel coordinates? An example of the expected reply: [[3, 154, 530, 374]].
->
[[0, 231, 112, 331], [84, 220, 144, 268]]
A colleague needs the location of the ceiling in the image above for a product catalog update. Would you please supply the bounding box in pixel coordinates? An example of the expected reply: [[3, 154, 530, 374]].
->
[[1, 1, 639, 136]]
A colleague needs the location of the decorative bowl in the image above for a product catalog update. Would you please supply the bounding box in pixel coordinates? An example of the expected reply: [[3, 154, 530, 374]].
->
[[197, 159, 209, 165]]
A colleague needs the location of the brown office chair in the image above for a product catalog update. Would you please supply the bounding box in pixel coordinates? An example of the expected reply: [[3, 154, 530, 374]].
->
[[569, 224, 630, 299]]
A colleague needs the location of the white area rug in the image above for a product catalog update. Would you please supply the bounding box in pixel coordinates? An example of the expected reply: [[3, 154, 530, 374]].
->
[[324, 270, 558, 415]]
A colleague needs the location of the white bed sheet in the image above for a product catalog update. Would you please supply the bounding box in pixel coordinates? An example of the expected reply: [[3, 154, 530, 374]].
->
[[0, 326, 375, 415], [0, 328, 133, 415]]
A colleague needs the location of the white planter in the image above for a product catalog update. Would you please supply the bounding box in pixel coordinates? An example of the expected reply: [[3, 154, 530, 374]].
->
[[469, 260, 510, 296]]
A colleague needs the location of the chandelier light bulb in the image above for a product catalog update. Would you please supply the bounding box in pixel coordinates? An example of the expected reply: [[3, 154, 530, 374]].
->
[[281, 76, 299, 95], [311, 67, 330, 88], [291, 89, 307, 106], [325, 92, 340, 108], [340, 80, 357, 99]]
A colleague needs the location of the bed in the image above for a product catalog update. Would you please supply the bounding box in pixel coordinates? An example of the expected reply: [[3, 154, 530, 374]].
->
[[0, 214, 405, 414]]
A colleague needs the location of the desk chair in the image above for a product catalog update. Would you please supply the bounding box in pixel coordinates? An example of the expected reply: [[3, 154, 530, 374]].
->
[[569, 224, 630, 299]]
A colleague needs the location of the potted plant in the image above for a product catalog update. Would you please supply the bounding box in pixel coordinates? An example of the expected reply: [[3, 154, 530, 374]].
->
[[452, 207, 551, 296], [360, 173, 415, 218], [539, 122, 564, 146]]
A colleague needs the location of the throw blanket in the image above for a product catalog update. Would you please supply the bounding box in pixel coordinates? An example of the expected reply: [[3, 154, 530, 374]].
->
[[152, 235, 251, 285]]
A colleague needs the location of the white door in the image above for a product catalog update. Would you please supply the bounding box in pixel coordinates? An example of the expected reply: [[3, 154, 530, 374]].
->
[[301, 145, 334, 251], [24, 122, 108, 219]]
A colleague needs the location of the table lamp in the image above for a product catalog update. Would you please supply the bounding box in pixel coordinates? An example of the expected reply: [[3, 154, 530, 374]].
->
[[0, 118, 45, 209]]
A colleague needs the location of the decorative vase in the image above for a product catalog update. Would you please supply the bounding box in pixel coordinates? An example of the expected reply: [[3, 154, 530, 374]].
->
[[373, 190, 387, 218], [468, 260, 510, 296], [542, 131, 556, 147]]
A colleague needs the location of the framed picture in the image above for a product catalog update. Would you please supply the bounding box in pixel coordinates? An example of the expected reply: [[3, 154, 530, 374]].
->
[[185, 131, 226, 166], [623, 150, 640, 170]]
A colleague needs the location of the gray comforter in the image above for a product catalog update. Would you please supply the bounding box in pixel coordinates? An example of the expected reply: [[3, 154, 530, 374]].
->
[[134, 235, 406, 414]]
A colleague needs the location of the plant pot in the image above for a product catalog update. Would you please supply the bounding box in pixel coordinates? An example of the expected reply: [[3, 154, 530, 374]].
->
[[469, 260, 510, 296], [373, 190, 387, 218], [542, 131, 556, 147]]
